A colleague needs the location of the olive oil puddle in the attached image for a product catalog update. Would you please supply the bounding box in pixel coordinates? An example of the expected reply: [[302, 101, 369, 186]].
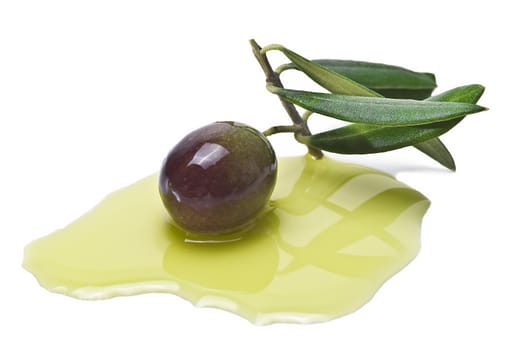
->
[[23, 156, 430, 325]]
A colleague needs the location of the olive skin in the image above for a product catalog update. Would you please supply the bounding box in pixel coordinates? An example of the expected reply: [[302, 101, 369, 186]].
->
[[159, 122, 277, 235]]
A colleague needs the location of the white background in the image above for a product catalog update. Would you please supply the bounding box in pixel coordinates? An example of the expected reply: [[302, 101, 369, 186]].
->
[[1, 0, 521, 349]]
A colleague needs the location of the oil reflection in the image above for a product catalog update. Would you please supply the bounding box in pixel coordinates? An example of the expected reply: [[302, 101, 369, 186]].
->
[[162, 155, 430, 295], [163, 212, 280, 292]]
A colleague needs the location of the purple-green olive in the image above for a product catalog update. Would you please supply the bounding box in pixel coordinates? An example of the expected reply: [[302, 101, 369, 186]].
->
[[159, 122, 277, 235]]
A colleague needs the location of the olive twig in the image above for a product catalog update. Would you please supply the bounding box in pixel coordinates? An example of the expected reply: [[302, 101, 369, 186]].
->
[[249, 39, 323, 159]]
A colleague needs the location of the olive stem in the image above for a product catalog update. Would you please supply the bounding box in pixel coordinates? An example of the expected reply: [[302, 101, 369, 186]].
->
[[302, 110, 313, 122], [263, 125, 301, 136], [250, 39, 323, 159], [275, 63, 294, 75]]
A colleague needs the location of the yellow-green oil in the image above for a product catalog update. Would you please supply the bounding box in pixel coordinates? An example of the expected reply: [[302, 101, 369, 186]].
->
[[23, 156, 430, 324]]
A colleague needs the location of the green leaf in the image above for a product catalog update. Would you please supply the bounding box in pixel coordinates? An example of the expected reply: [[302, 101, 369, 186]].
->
[[275, 50, 446, 162], [283, 59, 437, 100], [302, 121, 461, 154], [271, 87, 486, 126], [413, 138, 456, 170], [270, 45, 381, 97], [276, 51, 445, 163], [301, 84, 486, 156], [413, 84, 485, 170], [426, 83, 485, 103], [372, 88, 434, 100], [264, 43, 484, 168]]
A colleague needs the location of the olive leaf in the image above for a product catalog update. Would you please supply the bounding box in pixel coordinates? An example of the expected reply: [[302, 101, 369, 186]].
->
[[280, 59, 437, 100], [413, 138, 455, 170], [269, 44, 453, 166], [300, 121, 460, 154], [270, 86, 486, 126], [266, 45, 381, 97], [259, 42, 486, 168], [426, 83, 485, 103], [412, 84, 485, 170], [299, 84, 485, 156]]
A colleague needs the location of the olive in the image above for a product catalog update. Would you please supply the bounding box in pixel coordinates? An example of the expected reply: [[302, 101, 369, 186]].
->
[[159, 121, 277, 235]]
